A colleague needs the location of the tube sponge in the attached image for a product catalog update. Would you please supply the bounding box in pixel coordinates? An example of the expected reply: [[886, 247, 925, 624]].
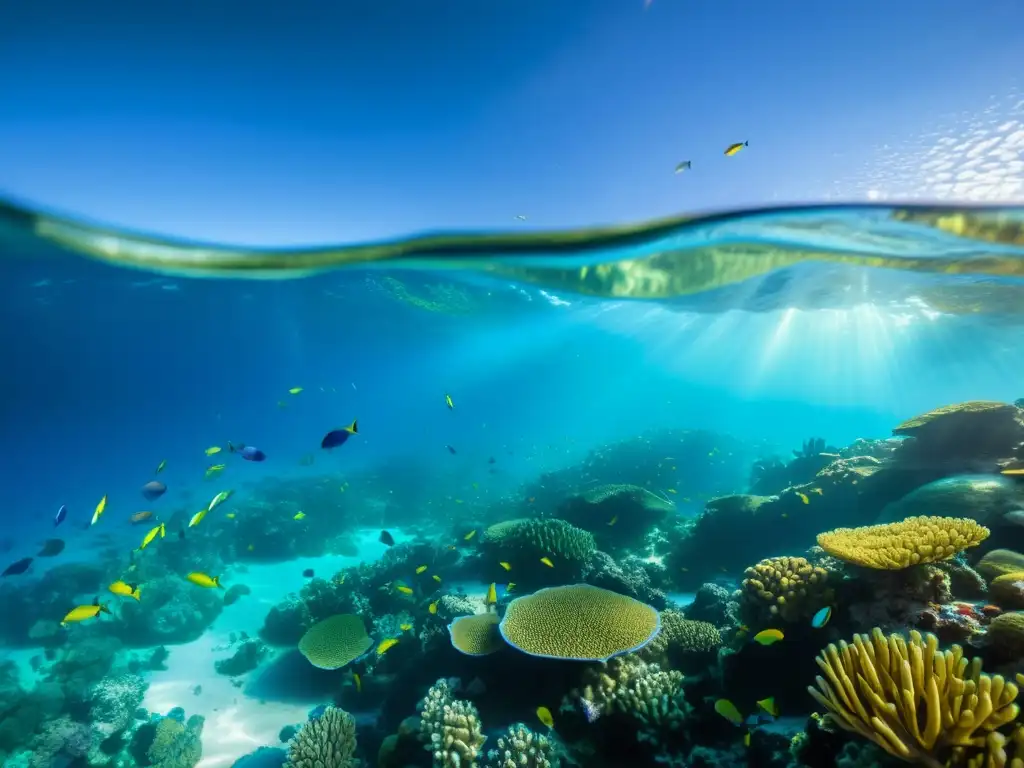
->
[[816, 516, 989, 569], [807, 628, 1019, 766], [284, 707, 357, 768]]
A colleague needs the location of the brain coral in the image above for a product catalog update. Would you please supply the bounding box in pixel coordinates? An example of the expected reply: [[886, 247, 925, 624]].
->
[[740, 556, 833, 622], [297, 614, 372, 670], [816, 516, 989, 570], [499, 584, 660, 662], [285, 706, 357, 768], [448, 613, 504, 657], [482, 518, 595, 562]]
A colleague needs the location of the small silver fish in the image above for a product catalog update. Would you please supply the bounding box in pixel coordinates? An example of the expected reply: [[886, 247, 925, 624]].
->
[[674, 160, 692, 174], [514, 214, 527, 221]]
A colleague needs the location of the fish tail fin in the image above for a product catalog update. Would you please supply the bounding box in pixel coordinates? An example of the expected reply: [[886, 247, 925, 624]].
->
[[227, 442, 236, 452], [214, 576, 223, 589], [100, 602, 112, 615], [348, 419, 358, 434], [744, 141, 749, 146]]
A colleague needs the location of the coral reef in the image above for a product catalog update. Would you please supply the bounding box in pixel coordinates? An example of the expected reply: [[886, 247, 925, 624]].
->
[[297, 614, 372, 670], [557, 483, 673, 552], [448, 613, 504, 656], [89, 672, 148, 737], [420, 679, 487, 767], [817, 516, 989, 569], [739, 555, 833, 623], [484, 724, 558, 768], [216, 638, 269, 676], [284, 706, 357, 768]]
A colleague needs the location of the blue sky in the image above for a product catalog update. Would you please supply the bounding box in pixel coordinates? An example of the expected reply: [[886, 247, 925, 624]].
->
[[1, 0, 1021, 245]]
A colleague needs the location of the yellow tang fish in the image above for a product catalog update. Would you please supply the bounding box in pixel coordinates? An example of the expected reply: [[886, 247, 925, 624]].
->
[[289, 387, 303, 395], [353, 672, 361, 693], [536, 706, 554, 728], [91, 495, 107, 526], [445, 393, 454, 410], [1001, 469, 1024, 476], [140, 523, 165, 550], [155, 459, 167, 474], [293, 512, 306, 520], [189, 509, 208, 528], [607, 516, 617, 526], [486, 583, 497, 605], [432, 574, 442, 583], [506, 582, 516, 592], [752, 628, 784, 646], [463, 529, 476, 541], [714, 698, 743, 725], [415, 565, 428, 574], [796, 492, 810, 505], [724, 140, 749, 156], [499, 561, 511, 571], [400, 623, 413, 631], [376, 638, 399, 655], [540, 557, 554, 568], [208, 490, 232, 512], [186, 572, 223, 589], [207, 464, 226, 473], [396, 585, 414, 595], [743, 732, 751, 747], [667, 488, 678, 494], [225, 512, 236, 519], [61, 599, 111, 627], [756, 696, 780, 717], [205, 446, 221, 456], [428, 601, 438, 614], [109, 581, 141, 601]]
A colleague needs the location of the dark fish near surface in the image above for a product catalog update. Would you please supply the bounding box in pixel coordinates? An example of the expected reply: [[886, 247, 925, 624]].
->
[[38, 539, 65, 557], [322, 420, 358, 450], [379, 530, 395, 547], [2, 557, 33, 576], [142, 481, 167, 501], [488, 457, 496, 464], [302, 568, 314, 578], [446, 445, 457, 455], [54, 504, 67, 527]]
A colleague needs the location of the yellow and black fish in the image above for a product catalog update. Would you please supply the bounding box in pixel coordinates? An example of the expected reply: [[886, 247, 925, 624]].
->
[[724, 141, 749, 156]]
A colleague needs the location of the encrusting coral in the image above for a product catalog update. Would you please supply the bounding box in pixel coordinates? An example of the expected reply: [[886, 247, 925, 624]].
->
[[807, 627, 1021, 768], [420, 679, 487, 767], [572, 654, 684, 726], [448, 613, 504, 656], [480, 518, 596, 563], [638, 609, 720, 666], [297, 614, 372, 670], [499, 584, 661, 662], [739, 556, 833, 623], [816, 516, 989, 570], [284, 706, 358, 768]]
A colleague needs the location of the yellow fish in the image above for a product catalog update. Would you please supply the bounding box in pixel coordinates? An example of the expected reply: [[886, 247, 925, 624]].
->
[[445, 393, 454, 410], [714, 698, 743, 725], [429, 601, 438, 614], [796, 492, 810, 505], [189, 509, 208, 528], [207, 463, 226, 473], [396, 585, 414, 595], [667, 488, 678, 494], [743, 732, 751, 747], [186, 572, 223, 589], [155, 460, 167, 474], [810, 487, 823, 495], [486, 582, 497, 605], [536, 706, 554, 728], [607, 516, 617, 526], [293, 512, 306, 521], [400, 623, 413, 631], [540, 557, 554, 568], [506, 582, 516, 592], [140, 523, 165, 550], [353, 672, 361, 693], [463, 529, 477, 541], [289, 387, 303, 395], [205, 446, 221, 456], [225, 513, 236, 519], [91, 495, 107, 526], [756, 696, 780, 717], [432, 575, 442, 583], [752, 628, 784, 646], [61, 599, 111, 627], [499, 562, 511, 571], [247, 544, 254, 552], [415, 565, 428, 574], [1002, 469, 1024, 476], [376, 638, 399, 655], [208, 490, 232, 512], [724, 140, 749, 156], [109, 581, 141, 601]]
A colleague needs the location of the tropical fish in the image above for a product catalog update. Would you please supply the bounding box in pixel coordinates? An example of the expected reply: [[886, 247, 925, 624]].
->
[[92, 496, 107, 526], [61, 598, 111, 626], [224, 513, 236, 519], [486, 583, 497, 606], [109, 581, 141, 601], [445, 394, 454, 410], [811, 606, 832, 628], [714, 698, 743, 726], [288, 387, 303, 395], [141, 481, 167, 501], [724, 141, 749, 156], [463, 530, 477, 541], [37, 539, 65, 557], [579, 697, 601, 724], [446, 445, 457, 455], [155, 459, 167, 474], [2, 557, 32, 576], [540, 557, 554, 568], [293, 512, 306, 521], [208, 490, 232, 512], [130, 511, 154, 524], [139, 523, 166, 550], [756, 697, 780, 717], [607, 516, 617, 526], [429, 601, 438, 614], [743, 733, 751, 747], [186, 572, 222, 589], [432, 575, 442, 583], [353, 672, 361, 693], [400, 623, 413, 631], [231, 444, 266, 462], [1001, 469, 1024, 476], [54, 505, 67, 527], [667, 488, 678, 494], [379, 530, 395, 547], [674, 160, 692, 173], [536, 706, 554, 728], [752, 628, 784, 646], [396, 585, 414, 596], [499, 562, 511, 571], [321, 420, 358, 449], [302, 569, 314, 578], [205, 446, 222, 456], [189, 510, 208, 528], [796, 492, 810, 505], [415, 565, 428, 574], [514, 214, 527, 221], [376, 638, 399, 655], [506, 582, 516, 592]]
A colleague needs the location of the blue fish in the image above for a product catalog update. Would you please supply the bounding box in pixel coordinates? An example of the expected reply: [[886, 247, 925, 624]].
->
[[321, 420, 358, 450], [54, 504, 67, 527], [229, 443, 266, 462], [811, 606, 832, 629]]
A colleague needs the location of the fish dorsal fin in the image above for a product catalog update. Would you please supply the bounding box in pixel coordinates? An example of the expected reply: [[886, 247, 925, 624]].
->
[[92, 596, 99, 606]]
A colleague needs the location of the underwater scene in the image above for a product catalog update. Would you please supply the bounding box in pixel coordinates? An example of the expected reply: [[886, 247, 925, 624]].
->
[[2, 3, 1024, 768]]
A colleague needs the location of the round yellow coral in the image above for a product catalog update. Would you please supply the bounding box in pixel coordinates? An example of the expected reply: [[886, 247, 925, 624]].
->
[[816, 516, 989, 570], [448, 613, 504, 656], [741, 556, 833, 621], [499, 584, 660, 662], [298, 614, 373, 670]]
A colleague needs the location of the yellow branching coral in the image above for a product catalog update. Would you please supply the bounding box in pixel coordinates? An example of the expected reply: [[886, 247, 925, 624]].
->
[[297, 614, 372, 670], [816, 516, 989, 570], [740, 556, 833, 622], [499, 584, 660, 662], [807, 628, 1020, 768], [448, 613, 504, 657]]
